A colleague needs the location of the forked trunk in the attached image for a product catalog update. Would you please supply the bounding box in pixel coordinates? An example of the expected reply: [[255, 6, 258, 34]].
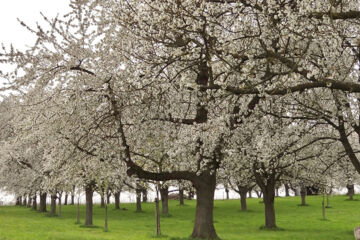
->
[[114, 191, 120, 209], [191, 172, 218, 240], [39, 193, 47, 212], [106, 191, 111, 204], [179, 189, 184, 205], [263, 184, 276, 229], [85, 184, 93, 225], [50, 194, 57, 216], [160, 186, 169, 215]]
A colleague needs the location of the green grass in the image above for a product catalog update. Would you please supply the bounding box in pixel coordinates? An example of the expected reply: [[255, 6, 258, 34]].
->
[[0, 195, 359, 239]]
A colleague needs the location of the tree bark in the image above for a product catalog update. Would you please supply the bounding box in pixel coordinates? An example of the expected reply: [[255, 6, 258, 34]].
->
[[64, 193, 68, 205], [187, 190, 194, 200], [300, 187, 307, 206], [263, 184, 276, 228], [106, 191, 111, 204], [136, 187, 142, 212], [50, 194, 57, 216], [238, 186, 248, 212], [85, 184, 93, 226], [225, 187, 229, 200], [114, 191, 120, 209], [32, 195, 37, 210], [248, 190, 252, 198], [191, 172, 218, 239], [179, 188, 184, 205], [100, 196, 105, 208], [22, 195, 27, 206], [284, 184, 290, 197], [27, 195, 32, 207], [347, 184, 355, 200], [71, 185, 75, 205], [160, 186, 169, 215], [39, 192, 47, 212]]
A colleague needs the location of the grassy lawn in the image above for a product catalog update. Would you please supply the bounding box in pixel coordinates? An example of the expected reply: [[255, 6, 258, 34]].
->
[[0, 195, 359, 240]]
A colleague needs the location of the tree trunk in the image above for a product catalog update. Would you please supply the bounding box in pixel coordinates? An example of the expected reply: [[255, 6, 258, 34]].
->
[[160, 186, 169, 215], [262, 184, 276, 229], [284, 184, 290, 197], [248, 190, 252, 198], [85, 184, 93, 226], [15, 196, 21, 206], [58, 193, 62, 217], [225, 187, 229, 200], [275, 188, 279, 197], [50, 194, 57, 216], [255, 190, 262, 198], [71, 185, 75, 205], [155, 197, 161, 236], [347, 184, 355, 200], [100, 196, 105, 208], [32, 195, 37, 210], [76, 197, 80, 224], [136, 187, 142, 212], [300, 187, 307, 206], [106, 191, 111, 204], [104, 201, 108, 232], [142, 189, 148, 202], [27, 195, 32, 207], [114, 191, 120, 209], [187, 190, 194, 200], [22, 196, 27, 206], [64, 193, 68, 205], [179, 188, 184, 205], [191, 172, 218, 240], [238, 186, 248, 212], [39, 193, 47, 212]]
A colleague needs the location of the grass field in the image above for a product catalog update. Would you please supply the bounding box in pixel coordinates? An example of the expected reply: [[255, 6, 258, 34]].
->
[[0, 195, 359, 240]]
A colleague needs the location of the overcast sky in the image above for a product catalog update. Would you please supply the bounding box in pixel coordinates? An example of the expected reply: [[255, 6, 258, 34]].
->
[[1, 1, 71, 48]]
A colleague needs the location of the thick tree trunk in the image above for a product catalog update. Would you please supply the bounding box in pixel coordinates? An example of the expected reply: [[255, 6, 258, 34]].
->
[[191, 172, 218, 240], [39, 193, 47, 212], [238, 186, 248, 212], [347, 184, 355, 200], [50, 194, 57, 216], [85, 184, 93, 226], [115, 191, 121, 209], [142, 189, 148, 202], [64, 193, 68, 205], [160, 186, 169, 215], [114, 191, 120, 209], [32, 195, 37, 210], [136, 187, 142, 212], [179, 188, 184, 205], [284, 184, 290, 197], [262, 184, 276, 228], [300, 187, 307, 206]]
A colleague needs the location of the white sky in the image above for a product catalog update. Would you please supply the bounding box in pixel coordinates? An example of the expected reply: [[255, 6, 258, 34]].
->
[[0, 1, 71, 49]]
